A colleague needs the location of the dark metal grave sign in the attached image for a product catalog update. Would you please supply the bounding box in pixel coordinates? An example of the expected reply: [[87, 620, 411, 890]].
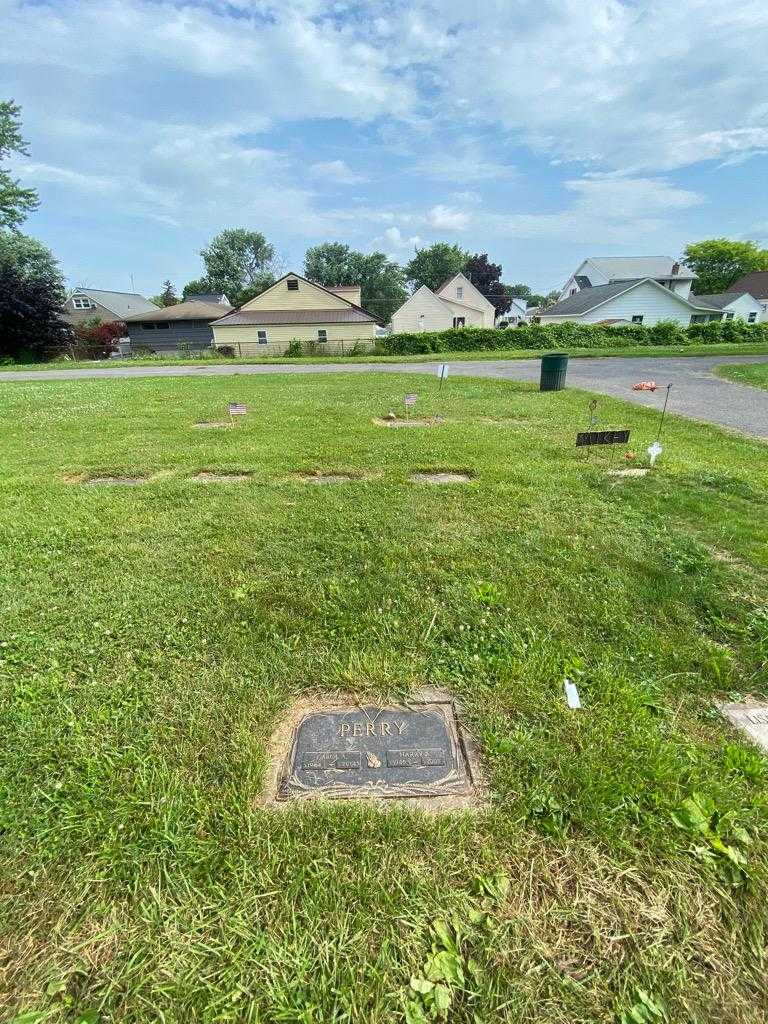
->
[[277, 702, 473, 801], [575, 429, 630, 448]]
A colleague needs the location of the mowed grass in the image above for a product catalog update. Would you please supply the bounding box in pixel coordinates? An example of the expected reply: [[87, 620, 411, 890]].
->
[[0, 373, 767, 1024], [716, 361, 768, 390]]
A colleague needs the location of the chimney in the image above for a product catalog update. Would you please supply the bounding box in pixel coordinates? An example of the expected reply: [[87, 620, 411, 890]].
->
[[671, 262, 680, 276]]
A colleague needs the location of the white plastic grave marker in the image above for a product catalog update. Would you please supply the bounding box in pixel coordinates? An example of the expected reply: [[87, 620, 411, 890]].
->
[[647, 440, 662, 466], [564, 679, 582, 709], [228, 403, 247, 416]]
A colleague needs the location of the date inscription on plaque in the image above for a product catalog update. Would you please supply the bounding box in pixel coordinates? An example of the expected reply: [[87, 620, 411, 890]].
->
[[277, 702, 472, 801]]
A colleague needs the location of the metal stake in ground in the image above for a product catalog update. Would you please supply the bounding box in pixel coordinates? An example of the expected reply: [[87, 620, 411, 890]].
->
[[437, 363, 449, 392], [655, 384, 672, 441], [647, 384, 672, 465]]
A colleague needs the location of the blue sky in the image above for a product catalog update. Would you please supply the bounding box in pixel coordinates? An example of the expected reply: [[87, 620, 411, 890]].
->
[[2, 0, 767, 296]]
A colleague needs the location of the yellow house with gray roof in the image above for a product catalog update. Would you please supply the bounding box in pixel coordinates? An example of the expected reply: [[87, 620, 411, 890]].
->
[[211, 273, 379, 356]]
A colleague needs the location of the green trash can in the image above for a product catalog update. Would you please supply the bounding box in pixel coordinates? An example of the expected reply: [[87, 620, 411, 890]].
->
[[540, 352, 569, 391]]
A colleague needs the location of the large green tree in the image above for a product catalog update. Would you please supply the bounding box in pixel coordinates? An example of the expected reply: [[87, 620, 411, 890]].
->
[[684, 239, 768, 295], [0, 232, 70, 361], [153, 279, 177, 306], [199, 228, 277, 305], [464, 253, 512, 316], [404, 242, 470, 292], [0, 100, 39, 231], [304, 242, 407, 322]]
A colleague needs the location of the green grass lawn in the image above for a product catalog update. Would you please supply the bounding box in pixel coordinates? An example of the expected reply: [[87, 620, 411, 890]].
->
[[1, 373, 767, 1023], [716, 361, 768, 390], [4, 340, 768, 372]]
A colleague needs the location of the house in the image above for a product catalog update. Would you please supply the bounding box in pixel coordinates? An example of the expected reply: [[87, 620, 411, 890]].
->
[[691, 291, 763, 323], [62, 288, 158, 326], [558, 257, 695, 303], [211, 273, 378, 355], [538, 278, 727, 326], [124, 298, 234, 353], [498, 297, 528, 326], [390, 272, 496, 333], [727, 272, 768, 322]]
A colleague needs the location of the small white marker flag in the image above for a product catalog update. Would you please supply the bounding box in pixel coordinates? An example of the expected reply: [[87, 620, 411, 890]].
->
[[404, 393, 418, 407], [564, 679, 582, 709], [437, 363, 449, 380], [228, 403, 247, 416]]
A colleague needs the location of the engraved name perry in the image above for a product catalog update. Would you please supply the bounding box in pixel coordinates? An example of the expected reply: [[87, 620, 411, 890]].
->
[[336, 720, 408, 737]]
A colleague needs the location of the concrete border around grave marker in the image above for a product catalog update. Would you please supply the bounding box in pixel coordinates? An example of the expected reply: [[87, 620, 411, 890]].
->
[[718, 701, 768, 754], [257, 687, 487, 813]]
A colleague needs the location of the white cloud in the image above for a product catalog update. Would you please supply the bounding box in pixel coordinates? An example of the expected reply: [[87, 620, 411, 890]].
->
[[309, 160, 367, 185], [425, 205, 471, 230], [489, 173, 704, 242], [381, 226, 422, 249]]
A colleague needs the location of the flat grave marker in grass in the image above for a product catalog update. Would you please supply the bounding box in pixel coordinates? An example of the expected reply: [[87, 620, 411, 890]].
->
[[411, 472, 472, 484], [719, 702, 768, 754], [83, 475, 147, 486], [273, 701, 476, 804], [192, 471, 252, 483]]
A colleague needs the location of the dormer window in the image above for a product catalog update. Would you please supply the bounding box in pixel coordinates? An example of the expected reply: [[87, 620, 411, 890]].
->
[[72, 296, 93, 309], [456, 286, 463, 299], [287, 279, 299, 290]]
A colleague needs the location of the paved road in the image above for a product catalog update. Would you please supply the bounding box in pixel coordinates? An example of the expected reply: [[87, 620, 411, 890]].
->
[[2, 353, 767, 439]]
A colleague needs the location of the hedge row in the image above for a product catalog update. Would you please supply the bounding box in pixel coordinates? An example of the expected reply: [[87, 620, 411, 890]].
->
[[374, 318, 768, 355]]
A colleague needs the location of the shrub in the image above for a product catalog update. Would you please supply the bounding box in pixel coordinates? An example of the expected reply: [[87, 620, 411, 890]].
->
[[70, 318, 124, 360], [216, 345, 236, 358], [286, 339, 303, 357], [373, 320, 768, 355]]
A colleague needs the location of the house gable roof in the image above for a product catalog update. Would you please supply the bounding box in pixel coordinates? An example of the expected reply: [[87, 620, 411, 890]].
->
[[70, 288, 158, 318], [542, 278, 709, 318], [585, 256, 694, 281], [728, 271, 768, 298], [238, 272, 376, 315], [436, 272, 495, 313], [392, 285, 455, 320], [124, 300, 233, 322]]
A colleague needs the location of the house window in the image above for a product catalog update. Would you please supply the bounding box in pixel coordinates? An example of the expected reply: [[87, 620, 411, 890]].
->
[[142, 323, 156, 330], [257, 330, 268, 344], [317, 329, 328, 342], [724, 312, 735, 320], [155, 322, 169, 330], [452, 317, 465, 328], [570, 288, 577, 296], [748, 312, 757, 323], [631, 315, 644, 324], [287, 279, 299, 290], [690, 314, 706, 324], [418, 314, 425, 331], [72, 296, 92, 309], [456, 286, 463, 299]]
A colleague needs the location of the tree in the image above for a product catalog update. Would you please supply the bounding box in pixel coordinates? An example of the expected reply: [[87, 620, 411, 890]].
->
[[153, 279, 177, 306], [404, 242, 470, 292], [464, 253, 512, 317], [503, 284, 560, 308], [0, 232, 70, 361], [181, 277, 213, 300], [200, 228, 277, 304], [684, 239, 768, 295], [0, 100, 39, 231], [304, 242, 407, 322]]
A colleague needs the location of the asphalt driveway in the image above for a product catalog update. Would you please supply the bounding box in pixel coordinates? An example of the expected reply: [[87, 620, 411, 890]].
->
[[2, 353, 767, 439]]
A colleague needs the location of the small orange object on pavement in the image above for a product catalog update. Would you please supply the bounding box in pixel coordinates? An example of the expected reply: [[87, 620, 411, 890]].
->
[[632, 381, 658, 391]]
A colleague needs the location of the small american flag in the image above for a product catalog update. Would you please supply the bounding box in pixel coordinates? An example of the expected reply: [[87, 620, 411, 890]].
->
[[228, 403, 247, 416], [404, 393, 418, 408]]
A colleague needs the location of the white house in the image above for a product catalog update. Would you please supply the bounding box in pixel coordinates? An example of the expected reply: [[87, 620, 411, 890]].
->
[[538, 277, 727, 326], [728, 272, 768, 322], [391, 272, 496, 332], [692, 291, 763, 323], [498, 297, 528, 326], [559, 257, 695, 303]]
